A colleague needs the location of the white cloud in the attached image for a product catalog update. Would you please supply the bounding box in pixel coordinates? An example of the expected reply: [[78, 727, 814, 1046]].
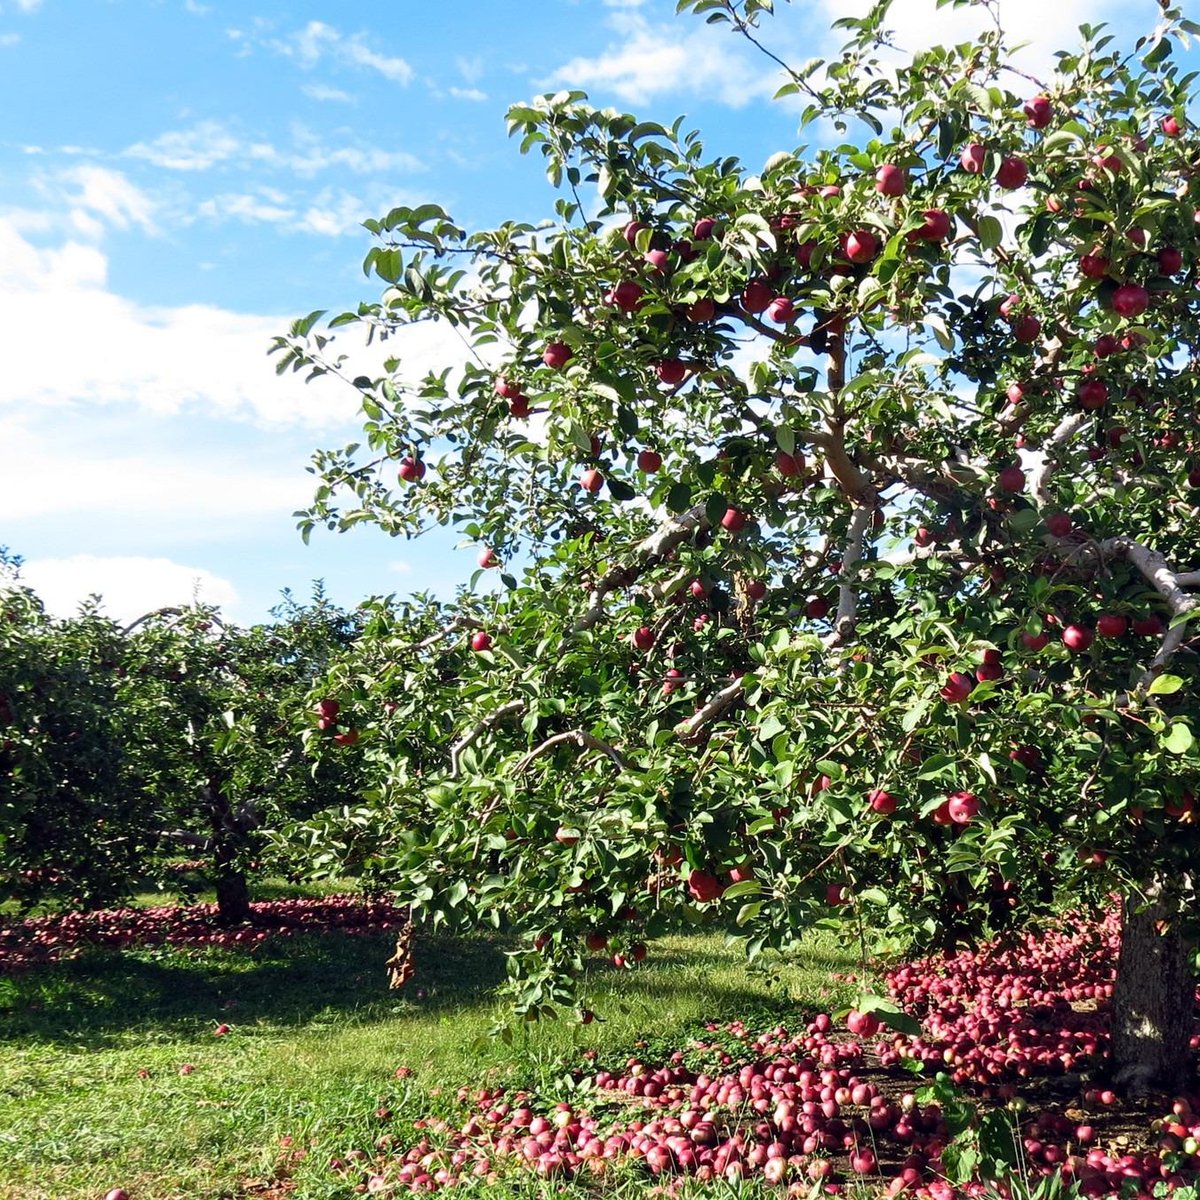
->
[[0, 216, 475, 427], [126, 120, 243, 171], [302, 82, 354, 103], [274, 20, 413, 84], [456, 55, 484, 84], [0, 33, 20, 46], [20, 555, 239, 624], [56, 165, 157, 234], [0, 216, 358, 428], [548, 10, 777, 107], [197, 189, 295, 227], [125, 119, 423, 177], [449, 86, 488, 102], [820, 0, 1121, 76]]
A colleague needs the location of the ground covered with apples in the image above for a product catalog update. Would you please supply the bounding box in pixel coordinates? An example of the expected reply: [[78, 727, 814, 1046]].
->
[[0, 898, 1197, 1200]]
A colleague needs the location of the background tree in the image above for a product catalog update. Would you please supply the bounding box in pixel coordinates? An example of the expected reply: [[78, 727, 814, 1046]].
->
[[0, 556, 148, 909], [276, 0, 1200, 1090], [121, 588, 365, 923]]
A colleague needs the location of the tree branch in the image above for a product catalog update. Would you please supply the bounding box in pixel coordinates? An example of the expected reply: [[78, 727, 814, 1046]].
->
[[675, 675, 746, 744], [1029, 412, 1090, 508], [514, 729, 629, 775], [448, 699, 525, 778], [573, 503, 708, 632], [824, 502, 874, 649]]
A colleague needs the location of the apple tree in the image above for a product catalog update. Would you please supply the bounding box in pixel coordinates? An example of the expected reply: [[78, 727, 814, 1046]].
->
[[0, 555, 151, 909], [276, 0, 1200, 1089], [119, 590, 365, 923]]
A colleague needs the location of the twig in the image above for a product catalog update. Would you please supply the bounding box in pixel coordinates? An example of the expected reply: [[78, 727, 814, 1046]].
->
[[676, 675, 746, 744]]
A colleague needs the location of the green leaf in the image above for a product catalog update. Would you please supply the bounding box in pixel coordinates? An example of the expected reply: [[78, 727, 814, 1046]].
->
[[705, 493, 728, 527], [666, 482, 693, 514], [1162, 722, 1194, 755], [1147, 673, 1184, 696]]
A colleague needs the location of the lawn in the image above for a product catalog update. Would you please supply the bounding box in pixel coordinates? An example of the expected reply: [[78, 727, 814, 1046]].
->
[[0, 901, 861, 1200]]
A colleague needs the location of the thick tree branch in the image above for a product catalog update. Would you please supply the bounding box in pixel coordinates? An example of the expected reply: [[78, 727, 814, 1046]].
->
[[824, 502, 874, 649], [449, 699, 525, 778], [675, 675, 745, 744], [1029, 412, 1090, 507], [514, 729, 628, 775], [573, 503, 708, 632], [1095, 538, 1200, 679]]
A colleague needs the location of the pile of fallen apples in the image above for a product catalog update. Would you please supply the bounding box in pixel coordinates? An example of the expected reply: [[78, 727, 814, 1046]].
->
[[327, 909, 1198, 1198], [0, 895, 408, 969]]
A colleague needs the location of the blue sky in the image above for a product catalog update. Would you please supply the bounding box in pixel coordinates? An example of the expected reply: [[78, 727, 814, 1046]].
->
[[0, 0, 1147, 624]]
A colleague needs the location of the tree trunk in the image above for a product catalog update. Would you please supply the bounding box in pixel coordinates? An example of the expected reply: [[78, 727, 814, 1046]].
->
[[214, 867, 251, 926], [1110, 891, 1196, 1093], [205, 778, 253, 926]]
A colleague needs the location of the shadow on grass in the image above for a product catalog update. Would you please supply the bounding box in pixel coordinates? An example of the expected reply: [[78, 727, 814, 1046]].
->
[[0, 931, 508, 1049]]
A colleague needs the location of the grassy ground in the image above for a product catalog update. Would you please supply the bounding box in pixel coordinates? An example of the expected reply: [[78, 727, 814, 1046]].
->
[[0, 901, 862, 1200]]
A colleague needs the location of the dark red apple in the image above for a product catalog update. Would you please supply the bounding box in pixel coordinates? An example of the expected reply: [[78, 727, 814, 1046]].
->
[[636, 448, 662, 473], [875, 163, 907, 196], [471, 631, 492, 653], [580, 468, 604, 493], [1061, 624, 1093, 652], [996, 156, 1028, 189], [960, 143, 986, 174], [655, 359, 687, 385], [1024, 95, 1053, 128]]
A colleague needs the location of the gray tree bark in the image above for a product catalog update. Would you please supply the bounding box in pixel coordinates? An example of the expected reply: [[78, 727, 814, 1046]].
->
[[1110, 891, 1196, 1093]]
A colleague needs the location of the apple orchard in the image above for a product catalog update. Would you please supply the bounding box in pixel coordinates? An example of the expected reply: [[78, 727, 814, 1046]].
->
[[275, 0, 1200, 1092]]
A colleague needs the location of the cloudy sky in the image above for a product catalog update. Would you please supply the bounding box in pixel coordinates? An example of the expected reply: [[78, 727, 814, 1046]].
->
[[0, 0, 1145, 623]]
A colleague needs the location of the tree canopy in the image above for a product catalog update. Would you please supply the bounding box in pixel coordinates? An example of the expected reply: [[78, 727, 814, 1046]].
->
[[276, 0, 1200, 1084]]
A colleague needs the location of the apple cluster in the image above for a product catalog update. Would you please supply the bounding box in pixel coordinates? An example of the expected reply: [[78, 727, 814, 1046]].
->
[[0, 895, 408, 970], [309, 906, 1200, 1198]]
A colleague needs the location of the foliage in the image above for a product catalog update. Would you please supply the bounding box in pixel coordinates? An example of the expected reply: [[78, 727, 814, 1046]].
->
[[0, 579, 368, 913], [275, 0, 1200, 1021]]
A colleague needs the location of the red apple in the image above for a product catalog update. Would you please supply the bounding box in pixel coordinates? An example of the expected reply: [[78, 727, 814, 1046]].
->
[[1011, 314, 1041, 343], [741, 279, 773, 313], [1157, 246, 1183, 275], [844, 229, 878, 263], [766, 296, 796, 323], [655, 359, 687, 385], [721, 507, 747, 532], [826, 883, 848, 905], [398, 457, 426, 483], [477, 547, 498, 568], [693, 217, 717, 241], [471, 630, 492, 653], [332, 729, 359, 747], [846, 1010, 881, 1038], [1110, 283, 1149, 318], [947, 790, 980, 824], [806, 596, 830, 620], [1021, 630, 1050, 651], [1162, 115, 1182, 137], [687, 870, 724, 903], [542, 341, 572, 369], [632, 626, 655, 651], [868, 789, 897, 815], [776, 450, 802, 477], [1078, 252, 1110, 279], [636, 448, 662, 473], [1078, 379, 1109, 410], [875, 163, 907, 196], [686, 296, 715, 322], [508, 393, 531, 418], [746, 579, 767, 601], [1096, 613, 1127, 638], [623, 220, 647, 246], [915, 209, 952, 241], [1061, 624, 1093, 652], [580, 468, 604, 493], [960, 143, 986, 174], [494, 377, 522, 400], [997, 464, 1026, 492], [1024, 95, 1053, 128], [608, 279, 644, 312], [996, 155, 1029, 189], [940, 672, 975, 703], [316, 698, 340, 722]]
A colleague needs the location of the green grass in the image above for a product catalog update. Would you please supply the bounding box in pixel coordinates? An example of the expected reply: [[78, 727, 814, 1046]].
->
[[0, 914, 862, 1200]]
